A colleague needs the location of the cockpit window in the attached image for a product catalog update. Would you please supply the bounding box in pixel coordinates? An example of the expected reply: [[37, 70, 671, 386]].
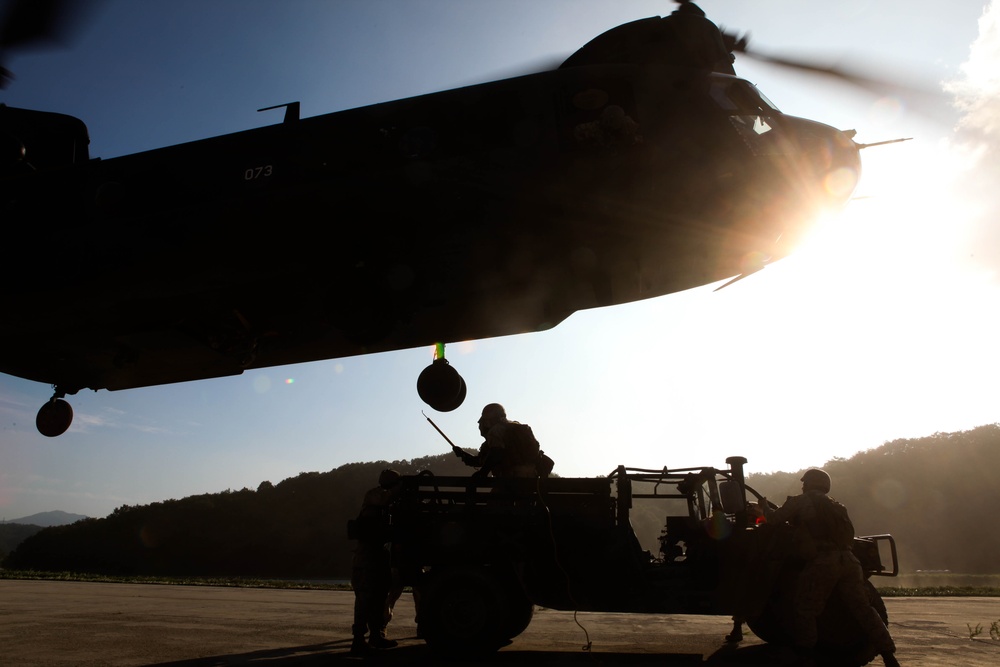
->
[[752, 86, 780, 113], [730, 114, 789, 155], [709, 78, 780, 114], [709, 77, 787, 155]]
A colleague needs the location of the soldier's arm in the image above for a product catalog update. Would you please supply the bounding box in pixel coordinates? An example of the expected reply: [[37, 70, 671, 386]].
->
[[475, 439, 506, 477], [767, 494, 802, 525], [453, 446, 482, 467], [475, 451, 499, 477]]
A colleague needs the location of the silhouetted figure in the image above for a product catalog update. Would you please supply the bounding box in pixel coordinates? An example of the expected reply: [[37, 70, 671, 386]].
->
[[661, 0, 735, 74], [769, 469, 900, 667], [350, 469, 401, 656], [453, 403, 551, 478]]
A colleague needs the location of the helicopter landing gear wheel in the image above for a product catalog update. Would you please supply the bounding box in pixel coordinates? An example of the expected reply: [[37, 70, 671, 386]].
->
[[36, 392, 74, 437]]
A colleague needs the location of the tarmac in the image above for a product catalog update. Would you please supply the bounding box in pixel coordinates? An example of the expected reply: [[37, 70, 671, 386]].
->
[[1, 580, 998, 666]]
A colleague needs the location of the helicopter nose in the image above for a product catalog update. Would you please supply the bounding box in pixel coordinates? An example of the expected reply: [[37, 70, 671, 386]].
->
[[784, 116, 862, 208], [819, 129, 862, 206]]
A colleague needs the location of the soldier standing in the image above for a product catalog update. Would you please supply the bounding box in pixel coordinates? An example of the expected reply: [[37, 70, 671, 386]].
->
[[350, 469, 401, 656], [769, 469, 900, 667]]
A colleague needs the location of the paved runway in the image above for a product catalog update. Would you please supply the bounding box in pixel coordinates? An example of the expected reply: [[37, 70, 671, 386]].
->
[[1, 581, 998, 666]]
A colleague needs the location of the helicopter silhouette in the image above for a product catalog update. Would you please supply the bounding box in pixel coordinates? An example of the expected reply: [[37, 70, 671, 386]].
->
[[2, 1, 880, 436]]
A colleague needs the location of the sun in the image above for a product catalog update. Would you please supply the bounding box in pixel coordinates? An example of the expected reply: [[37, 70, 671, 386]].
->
[[790, 135, 979, 290], [751, 129, 1000, 447]]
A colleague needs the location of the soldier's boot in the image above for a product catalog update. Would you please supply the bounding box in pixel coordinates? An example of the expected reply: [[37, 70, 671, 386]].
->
[[725, 617, 743, 643], [368, 628, 399, 649], [349, 636, 371, 657], [872, 621, 899, 666]]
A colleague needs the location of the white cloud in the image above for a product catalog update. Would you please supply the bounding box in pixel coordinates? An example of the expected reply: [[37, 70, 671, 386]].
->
[[949, 2, 1000, 140], [943, 1, 1000, 274]]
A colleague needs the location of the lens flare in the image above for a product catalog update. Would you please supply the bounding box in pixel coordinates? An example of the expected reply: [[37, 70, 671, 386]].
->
[[824, 167, 860, 201], [869, 96, 905, 124]]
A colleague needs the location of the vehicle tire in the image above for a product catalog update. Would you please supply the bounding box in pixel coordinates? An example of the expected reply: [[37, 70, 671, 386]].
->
[[866, 579, 888, 624], [815, 591, 880, 666], [419, 566, 521, 655], [501, 586, 534, 639], [746, 569, 883, 667], [745, 568, 796, 645]]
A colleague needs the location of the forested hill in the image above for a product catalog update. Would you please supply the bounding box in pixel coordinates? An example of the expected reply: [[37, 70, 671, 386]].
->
[[2, 454, 470, 578], [0, 523, 44, 562], [744, 424, 1000, 573], [4, 425, 998, 577]]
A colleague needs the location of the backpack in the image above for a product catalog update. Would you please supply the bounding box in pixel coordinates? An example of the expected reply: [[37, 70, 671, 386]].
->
[[503, 422, 539, 466], [810, 494, 855, 550], [501, 421, 555, 476], [537, 450, 555, 477]]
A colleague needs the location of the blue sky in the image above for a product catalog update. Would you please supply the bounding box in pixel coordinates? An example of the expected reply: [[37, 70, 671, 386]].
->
[[2, 0, 999, 520]]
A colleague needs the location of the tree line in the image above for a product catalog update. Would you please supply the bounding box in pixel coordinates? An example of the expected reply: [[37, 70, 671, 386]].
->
[[4, 424, 998, 577], [0, 523, 43, 563], [2, 454, 468, 578]]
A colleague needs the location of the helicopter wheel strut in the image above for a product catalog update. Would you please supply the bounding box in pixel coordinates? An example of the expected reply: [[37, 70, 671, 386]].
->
[[36, 389, 74, 437]]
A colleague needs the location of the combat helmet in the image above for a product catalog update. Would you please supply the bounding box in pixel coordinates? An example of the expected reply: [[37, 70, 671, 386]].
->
[[480, 403, 506, 422], [378, 468, 401, 488], [800, 468, 831, 493], [478, 403, 507, 434]]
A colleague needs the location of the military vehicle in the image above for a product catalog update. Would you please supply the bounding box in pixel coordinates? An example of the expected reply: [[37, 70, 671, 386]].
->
[[361, 456, 898, 664]]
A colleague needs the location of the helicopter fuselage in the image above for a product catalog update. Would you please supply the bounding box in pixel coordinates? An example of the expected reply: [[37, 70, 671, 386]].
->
[[1, 61, 859, 406]]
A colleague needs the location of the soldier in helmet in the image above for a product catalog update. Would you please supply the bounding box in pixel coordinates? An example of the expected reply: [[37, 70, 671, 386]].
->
[[453, 403, 548, 478], [349, 468, 401, 656], [768, 469, 900, 667]]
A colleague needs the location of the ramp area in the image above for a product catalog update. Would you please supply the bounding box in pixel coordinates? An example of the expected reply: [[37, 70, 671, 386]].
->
[[0, 580, 997, 665]]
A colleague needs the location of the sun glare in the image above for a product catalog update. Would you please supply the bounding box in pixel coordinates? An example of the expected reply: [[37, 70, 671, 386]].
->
[[550, 124, 1000, 475], [745, 129, 1000, 465], [794, 136, 979, 287]]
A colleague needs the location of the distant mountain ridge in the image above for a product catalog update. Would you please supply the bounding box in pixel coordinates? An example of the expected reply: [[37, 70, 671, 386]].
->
[[4, 511, 89, 527], [0, 523, 45, 560], [3, 425, 999, 576], [2, 454, 471, 577]]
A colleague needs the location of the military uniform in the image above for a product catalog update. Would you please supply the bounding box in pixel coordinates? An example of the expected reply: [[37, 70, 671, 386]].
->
[[351, 483, 398, 652], [457, 404, 542, 479], [463, 421, 538, 478], [770, 490, 896, 657]]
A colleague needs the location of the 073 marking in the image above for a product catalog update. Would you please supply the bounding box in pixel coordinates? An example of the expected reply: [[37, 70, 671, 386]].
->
[[243, 165, 274, 180]]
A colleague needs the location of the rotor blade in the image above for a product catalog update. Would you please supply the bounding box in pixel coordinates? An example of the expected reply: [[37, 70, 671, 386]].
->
[[0, 0, 104, 87], [712, 267, 764, 292], [0, 0, 97, 49], [739, 47, 952, 122], [452, 52, 567, 90], [480, 52, 568, 82]]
